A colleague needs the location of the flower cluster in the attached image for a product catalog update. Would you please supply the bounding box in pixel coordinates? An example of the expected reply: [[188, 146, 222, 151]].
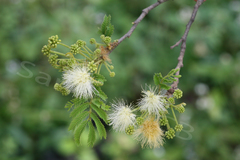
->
[[138, 86, 166, 117], [108, 100, 136, 132], [134, 117, 164, 148], [41, 15, 187, 149], [62, 66, 95, 99], [108, 85, 186, 148]]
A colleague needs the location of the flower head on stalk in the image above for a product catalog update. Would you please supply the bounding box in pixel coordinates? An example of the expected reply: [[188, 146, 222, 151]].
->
[[138, 86, 166, 117], [62, 65, 95, 99], [134, 117, 164, 148], [108, 100, 136, 132]]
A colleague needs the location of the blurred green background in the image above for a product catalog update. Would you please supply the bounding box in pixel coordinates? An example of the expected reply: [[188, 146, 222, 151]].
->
[[1, 0, 240, 160]]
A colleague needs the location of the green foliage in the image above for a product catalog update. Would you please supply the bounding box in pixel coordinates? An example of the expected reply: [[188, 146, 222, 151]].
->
[[74, 120, 88, 145], [90, 103, 108, 124], [153, 68, 181, 90], [87, 121, 96, 147], [92, 97, 111, 111], [64, 101, 74, 111], [99, 15, 114, 37], [64, 98, 86, 111], [92, 98, 102, 107], [95, 86, 108, 101], [92, 73, 107, 84], [91, 112, 107, 139], [68, 111, 89, 131], [66, 94, 109, 145], [70, 102, 89, 118], [100, 103, 111, 111]]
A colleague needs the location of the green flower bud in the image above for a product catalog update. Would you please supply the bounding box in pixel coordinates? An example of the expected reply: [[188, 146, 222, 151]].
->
[[94, 49, 101, 54], [110, 72, 115, 77], [54, 83, 70, 96], [62, 66, 70, 71], [90, 38, 96, 44], [95, 44, 100, 48], [160, 118, 168, 126], [61, 88, 70, 96], [88, 61, 97, 72], [125, 125, 135, 135], [168, 97, 175, 104], [176, 103, 185, 113], [41, 45, 51, 56], [66, 59, 75, 67], [136, 117, 144, 125], [76, 40, 86, 47], [48, 54, 58, 66], [178, 106, 185, 113], [165, 128, 175, 139], [54, 83, 60, 91], [48, 35, 61, 48], [109, 65, 114, 70], [105, 36, 111, 44], [100, 35, 105, 41], [175, 124, 183, 132], [70, 44, 79, 54], [173, 89, 183, 99]]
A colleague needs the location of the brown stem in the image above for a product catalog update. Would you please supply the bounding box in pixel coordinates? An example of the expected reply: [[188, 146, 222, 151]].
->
[[107, 0, 169, 55], [168, 0, 205, 94]]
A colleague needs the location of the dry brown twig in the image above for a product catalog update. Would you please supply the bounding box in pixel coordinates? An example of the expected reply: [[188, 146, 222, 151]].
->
[[168, 0, 205, 94], [107, 0, 205, 94], [107, 0, 169, 55]]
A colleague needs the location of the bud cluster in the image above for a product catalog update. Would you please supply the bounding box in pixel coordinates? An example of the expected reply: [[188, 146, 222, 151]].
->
[[54, 83, 70, 96], [165, 128, 175, 139], [173, 89, 183, 99], [48, 35, 61, 48], [160, 117, 168, 126], [125, 125, 135, 135], [175, 124, 183, 132]]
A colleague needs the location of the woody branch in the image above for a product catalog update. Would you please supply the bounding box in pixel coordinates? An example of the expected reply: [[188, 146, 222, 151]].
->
[[168, 0, 205, 94]]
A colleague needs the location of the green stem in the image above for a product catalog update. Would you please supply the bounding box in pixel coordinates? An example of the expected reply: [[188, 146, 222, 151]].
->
[[50, 50, 66, 56], [88, 101, 93, 121], [142, 111, 148, 119], [85, 46, 94, 54], [82, 47, 92, 57], [104, 62, 111, 73], [98, 63, 102, 74], [79, 51, 91, 60], [90, 77, 103, 86], [56, 58, 67, 61], [59, 42, 71, 49], [158, 85, 161, 93], [166, 121, 171, 130], [76, 59, 86, 62], [95, 43, 105, 46], [94, 60, 102, 65], [105, 62, 112, 68], [132, 107, 140, 112], [171, 106, 178, 125]]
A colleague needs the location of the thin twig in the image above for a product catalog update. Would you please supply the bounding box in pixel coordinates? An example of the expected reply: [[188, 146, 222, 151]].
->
[[108, 0, 169, 55], [168, 0, 205, 94]]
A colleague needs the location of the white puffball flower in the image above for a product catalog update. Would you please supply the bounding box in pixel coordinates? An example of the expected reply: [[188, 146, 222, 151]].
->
[[138, 86, 166, 117], [108, 100, 136, 132], [62, 66, 95, 99]]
